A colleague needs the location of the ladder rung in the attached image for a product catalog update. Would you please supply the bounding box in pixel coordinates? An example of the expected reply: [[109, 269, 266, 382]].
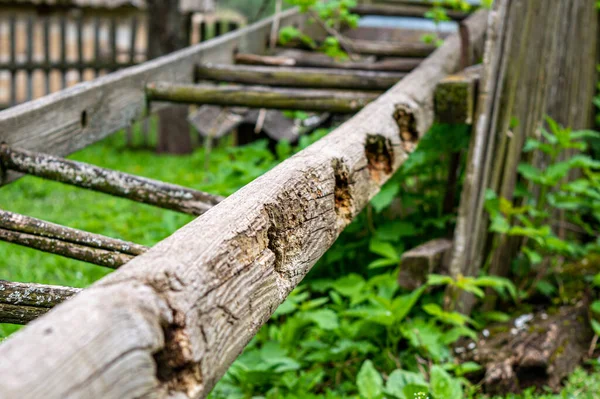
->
[[146, 82, 380, 113], [195, 63, 406, 90], [0, 280, 80, 324], [0, 145, 223, 216]]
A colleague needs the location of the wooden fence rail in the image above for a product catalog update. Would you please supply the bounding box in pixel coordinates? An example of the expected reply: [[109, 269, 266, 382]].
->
[[0, 8, 488, 399]]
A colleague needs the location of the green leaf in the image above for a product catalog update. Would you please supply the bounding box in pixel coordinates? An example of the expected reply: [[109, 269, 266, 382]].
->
[[430, 365, 462, 399], [386, 369, 428, 399], [303, 309, 339, 330], [357, 360, 384, 399], [481, 311, 511, 323], [371, 181, 400, 213], [427, 274, 454, 287], [368, 258, 399, 270], [331, 274, 366, 298], [369, 239, 401, 261], [591, 319, 600, 336], [591, 301, 600, 315], [423, 303, 470, 327], [441, 326, 478, 344], [392, 285, 426, 323], [454, 362, 482, 376]]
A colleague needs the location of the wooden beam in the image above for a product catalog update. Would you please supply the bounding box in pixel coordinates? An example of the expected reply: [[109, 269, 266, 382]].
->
[[146, 83, 380, 113], [0, 210, 147, 256], [0, 145, 223, 216], [0, 10, 488, 399], [351, 3, 469, 21], [398, 239, 453, 290], [195, 63, 406, 90], [0, 8, 307, 187], [0, 281, 81, 325], [280, 39, 436, 57], [235, 50, 423, 71]]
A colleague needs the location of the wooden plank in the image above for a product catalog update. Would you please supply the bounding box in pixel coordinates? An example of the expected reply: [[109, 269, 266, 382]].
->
[[0, 9, 308, 187], [60, 14, 67, 89], [25, 15, 33, 101], [77, 14, 84, 82], [43, 15, 51, 95], [195, 63, 406, 90], [0, 10, 488, 399], [9, 15, 16, 105], [434, 65, 480, 124], [146, 82, 380, 113], [0, 145, 224, 215], [398, 238, 453, 290]]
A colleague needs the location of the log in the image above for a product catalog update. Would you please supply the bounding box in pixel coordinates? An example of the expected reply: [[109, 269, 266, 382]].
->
[[280, 39, 436, 58], [0, 228, 133, 269], [351, 3, 469, 21], [0, 210, 148, 256], [0, 281, 81, 324], [195, 63, 406, 90], [456, 303, 593, 395], [398, 239, 452, 290], [0, 10, 489, 399], [0, 145, 223, 216], [146, 83, 380, 113], [235, 51, 423, 72]]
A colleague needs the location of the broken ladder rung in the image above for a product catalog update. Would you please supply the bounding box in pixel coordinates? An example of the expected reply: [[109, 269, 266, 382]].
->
[[0, 280, 80, 325], [0, 145, 223, 216], [0, 209, 148, 268]]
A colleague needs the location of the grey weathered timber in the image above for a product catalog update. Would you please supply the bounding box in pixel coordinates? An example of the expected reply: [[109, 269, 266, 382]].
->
[[235, 51, 423, 71], [0, 10, 488, 399], [146, 83, 380, 113], [398, 239, 453, 290], [0, 281, 81, 324], [351, 3, 469, 21], [0, 145, 223, 216], [281, 38, 436, 57], [0, 8, 307, 186], [0, 228, 133, 269], [195, 63, 406, 90], [0, 210, 147, 256]]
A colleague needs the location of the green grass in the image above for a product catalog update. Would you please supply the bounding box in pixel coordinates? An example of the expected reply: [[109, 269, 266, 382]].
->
[[0, 127, 283, 337]]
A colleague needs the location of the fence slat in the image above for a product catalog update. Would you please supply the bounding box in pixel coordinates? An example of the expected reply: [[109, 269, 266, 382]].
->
[[94, 16, 101, 78], [26, 16, 33, 102], [9, 15, 16, 106], [43, 16, 51, 95], [59, 14, 67, 88], [77, 14, 84, 82]]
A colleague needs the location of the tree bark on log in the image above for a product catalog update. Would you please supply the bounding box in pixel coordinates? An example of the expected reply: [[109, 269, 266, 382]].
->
[[456, 303, 593, 395], [0, 210, 147, 256], [0, 11, 488, 399], [195, 63, 406, 90], [280, 39, 436, 58], [0, 281, 80, 324], [146, 83, 381, 113], [0, 145, 223, 216], [235, 51, 423, 72]]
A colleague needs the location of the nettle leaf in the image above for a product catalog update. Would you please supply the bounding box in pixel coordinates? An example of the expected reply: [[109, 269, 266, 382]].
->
[[303, 309, 339, 330], [422, 303, 470, 327], [475, 276, 517, 301], [427, 274, 454, 287], [591, 301, 600, 315], [430, 365, 462, 399], [454, 362, 482, 376], [332, 274, 366, 298], [591, 319, 600, 336], [518, 163, 544, 183], [371, 181, 401, 213], [386, 369, 428, 399], [392, 285, 426, 323], [369, 239, 401, 261], [481, 311, 512, 323], [441, 326, 478, 344], [357, 360, 384, 399]]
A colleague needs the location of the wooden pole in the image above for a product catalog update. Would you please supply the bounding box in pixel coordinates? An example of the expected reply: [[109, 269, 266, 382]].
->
[[0, 145, 223, 216], [195, 63, 406, 90], [146, 82, 380, 113], [0, 281, 80, 324], [0, 11, 489, 399], [351, 3, 469, 21], [281, 38, 436, 57], [0, 210, 148, 256], [0, 228, 134, 269], [235, 51, 423, 72]]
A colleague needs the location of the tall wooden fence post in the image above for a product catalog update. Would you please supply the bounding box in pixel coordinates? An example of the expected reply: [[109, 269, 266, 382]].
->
[[147, 0, 194, 154]]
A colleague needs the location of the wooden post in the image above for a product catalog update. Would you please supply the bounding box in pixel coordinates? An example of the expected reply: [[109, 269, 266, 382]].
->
[[0, 145, 223, 216], [146, 82, 380, 113], [147, 0, 194, 155], [0, 11, 489, 398], [195, 63, 406, 90]]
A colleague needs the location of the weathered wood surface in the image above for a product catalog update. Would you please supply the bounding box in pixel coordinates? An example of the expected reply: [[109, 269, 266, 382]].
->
[[0, 10, 488, 399], [0, 281, 81, 324], [1, 145, 223, 216], [0, 228, 134, 269], [280, 38, 436, 58], [398, 239, 453, 290], [146, 83, 380, 113], [195, 63, 406, 90], [351, 3, 469, 20], [0, 210, 147, 256], [0, 8, 307, 186]]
